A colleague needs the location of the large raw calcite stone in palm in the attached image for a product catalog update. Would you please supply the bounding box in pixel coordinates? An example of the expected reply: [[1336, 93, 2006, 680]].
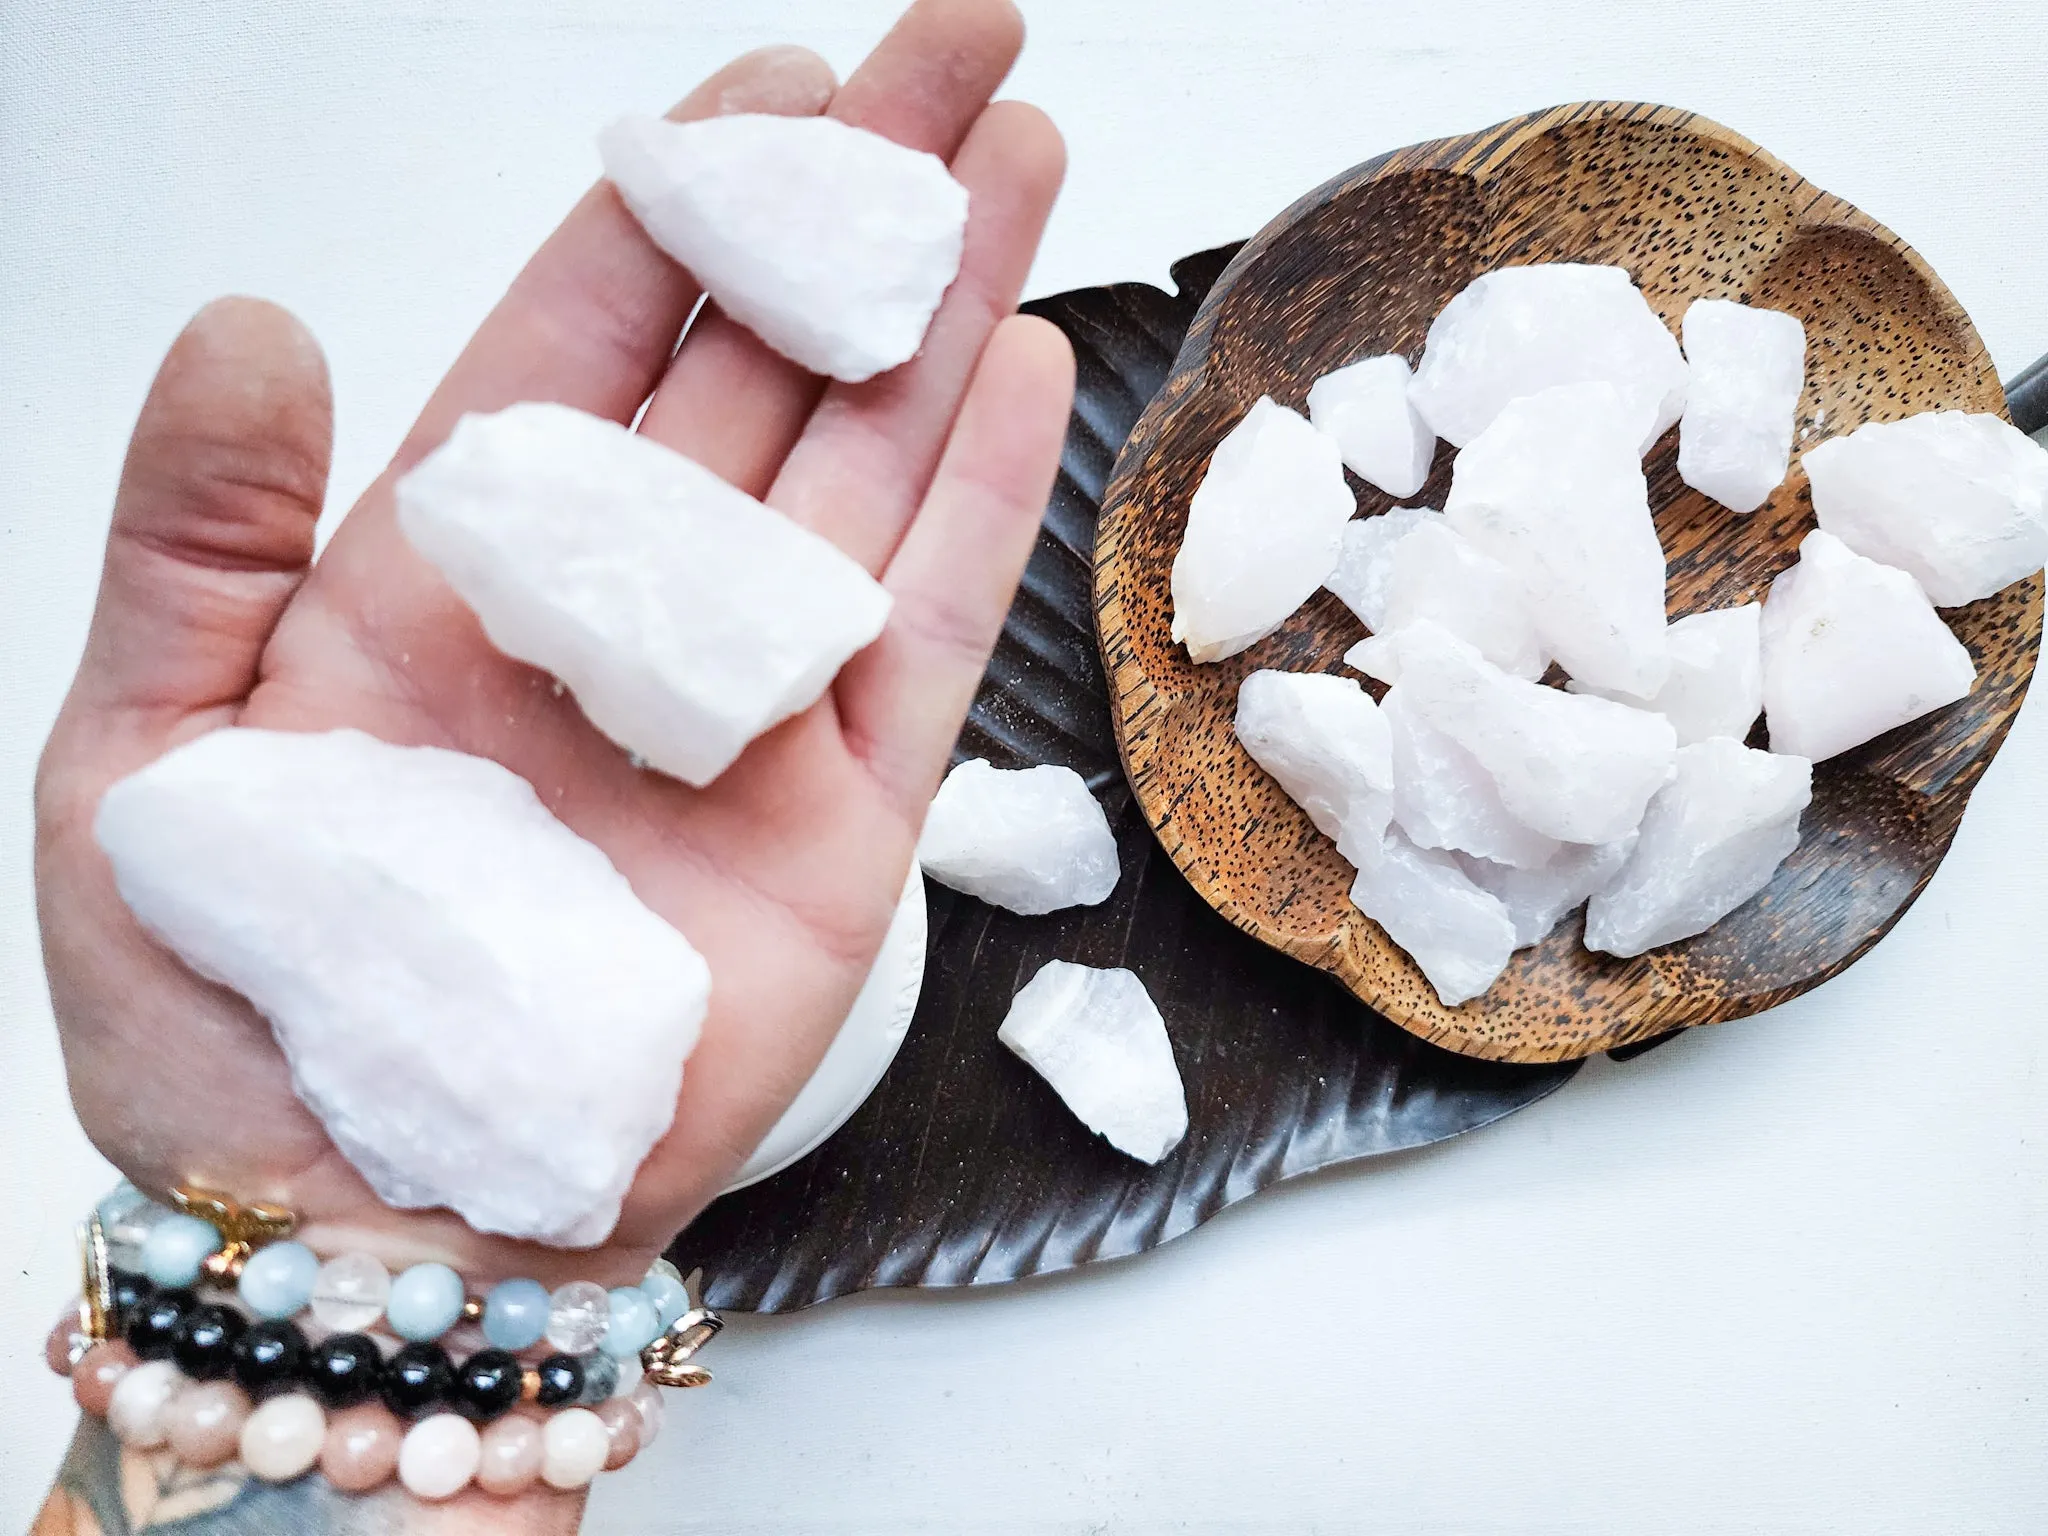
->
[[1323, 506, 1441, 631], [999, 962, 1187, 1164], [1342, 519, 1547, 682], [599, 113, 967, 383], [1457, 834, 1637, 951], [1348, 829, 1516, 1007], [1233, 669, 1393, 866], [93, 728, 709, 1247], [1171, 398, 1356, 662], [397, 402, 891, 788], [1391, 624, 1677, 846], [1803, 410, 2048, 606], [1677, 299, 1806, 513], [1409, 263, 1689, 454], [1306, 354, 1436, 497], [1383, 684, 1562, 870], [1570, 604, 1763, 747], [1446, 382, 1672, 698], [1585, 738, 1812, 957], [917, 759, 1120, 915], [1760, 530, 1977, 761]]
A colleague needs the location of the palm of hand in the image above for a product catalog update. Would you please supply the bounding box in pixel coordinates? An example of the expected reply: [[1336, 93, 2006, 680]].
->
[[34, 1, 1071, 1284]]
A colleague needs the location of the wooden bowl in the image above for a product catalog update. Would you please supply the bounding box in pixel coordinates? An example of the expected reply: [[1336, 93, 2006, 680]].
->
[[1094, 102, 2043, 1064]]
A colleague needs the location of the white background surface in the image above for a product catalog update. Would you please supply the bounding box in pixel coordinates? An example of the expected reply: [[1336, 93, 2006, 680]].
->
[[4, 2, 2047, 1531]]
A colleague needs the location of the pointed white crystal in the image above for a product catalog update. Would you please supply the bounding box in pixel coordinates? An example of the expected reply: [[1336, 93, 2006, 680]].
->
[[1760, 529, 1977, 761], [1323, 506, 1442, 631], [599, 113, 967, 383], [1383, 684, 1563, 870], [1348, 830, 1516, 1007], [1343, 520, 1547, 681], [1306, 354, 1436, 497], [1233, 669, 1393, 866], [998, 961, 1187, 1164], [1677, 299, 1806, 513], [398, 402, 891, 789], [93, 728, 710, 1248], [917, 760, 1120, 915], [1409, 263, 1689, 454], [1446, 382, 1672, 698], [1569, 604, 1763, 747], [1457, 834, 1637, 950], [1171, 398, 1356, 662], [1585, 738, 1812, 957], [1390, 623, 1677, 846], [1803, 410, 2048, 606]]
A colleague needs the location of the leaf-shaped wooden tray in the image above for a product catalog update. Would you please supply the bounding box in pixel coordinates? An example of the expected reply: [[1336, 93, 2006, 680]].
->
[[674, 247, 1578, 1313], [1095, 102, 2044, 1065]]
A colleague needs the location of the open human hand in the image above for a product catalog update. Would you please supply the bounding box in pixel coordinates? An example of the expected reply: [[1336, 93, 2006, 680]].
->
[[32, 0, 1072, 1293]]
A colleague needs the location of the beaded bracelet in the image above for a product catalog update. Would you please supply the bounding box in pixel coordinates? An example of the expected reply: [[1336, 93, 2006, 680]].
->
[[47, 1184, 722, 1499]]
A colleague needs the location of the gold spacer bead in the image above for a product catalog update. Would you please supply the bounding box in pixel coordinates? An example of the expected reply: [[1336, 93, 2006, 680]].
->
[[460, 1296, 485, 1324], [520, 1368, 542, 1403]]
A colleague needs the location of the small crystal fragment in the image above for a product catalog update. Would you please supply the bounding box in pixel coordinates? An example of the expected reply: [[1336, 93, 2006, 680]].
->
[[1170, 398, 1357, 662], [1803, 410, 2048, 606], [398, 402, 891, 788], [1677, 299, 1807, 513], [1446, 382, 1672, 697], [1409, 263, 1689, 454], [1233, 669, 1393, 865], [599, 113, 967, 383], [1457, 834, 1637, 950], [998, 962, 1187, 1164], [1389, 624, 1678, 846], [1383, 685, 1563, 870], [1306, 354, 1436, 497], [1343, 520, 1547, 681], [1323, 506, 1442, 631], [1760, 530, 1977, 761], [94, 727, 710, 1246], [1569, 604, 1763, 747], [1348, 830, 1516, 1007], [1585, 738, 1812, 957], [916, 760, 1120, 915]]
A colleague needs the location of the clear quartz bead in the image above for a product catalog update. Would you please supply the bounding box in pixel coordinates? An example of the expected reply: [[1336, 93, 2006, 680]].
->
[[309, 1252, 393, 1332], [98, 1183, 166, 1273], [545, 1282, 611, 1355]]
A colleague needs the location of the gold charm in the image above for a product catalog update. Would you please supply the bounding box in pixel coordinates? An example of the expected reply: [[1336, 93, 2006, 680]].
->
[[172, 1185, 296, 1282], [640, 1266, 723, 1389], [78, 1212, 113, 1342]]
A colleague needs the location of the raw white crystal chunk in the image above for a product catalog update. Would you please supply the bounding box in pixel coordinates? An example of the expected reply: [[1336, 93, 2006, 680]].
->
[[1409, 263, 1689, 454], [998, 961, 1187, 1164], [1390, 623, 1678, 846], [397, 402, 892, 789], [1585, 737, 1812, 957], [599, 113, 967, 383], [1802, 410, 2048, 606], [1383, 685, 1563, 870], [1677, 299, 1807, 513], [1171, 398, 1356, 662], [1348, 830, 1516, 1007], [1760, 530, 1977, 762], [917, 759, 1120, 915], [1234, 669, 1393, 866], [1323, 506, 1442, 631], [1570, 604, 1763, 747], [1457, 834, 1637, 950], [1446, 382, 1672, 698], [1306, 354, 1436, 497], [93, 728, 710, 1248], [1343, 519, 1547, 681]]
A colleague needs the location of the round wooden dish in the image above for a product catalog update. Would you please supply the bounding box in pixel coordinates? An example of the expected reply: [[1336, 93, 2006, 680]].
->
[[1094, 102, 2043, 1064]]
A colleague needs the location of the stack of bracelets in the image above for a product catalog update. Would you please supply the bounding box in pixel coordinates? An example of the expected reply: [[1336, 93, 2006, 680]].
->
[[43, 1183, 722, 1501]]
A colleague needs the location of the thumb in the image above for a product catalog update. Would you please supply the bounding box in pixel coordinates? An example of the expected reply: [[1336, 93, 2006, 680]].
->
[[61, 296, 333, 728]]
